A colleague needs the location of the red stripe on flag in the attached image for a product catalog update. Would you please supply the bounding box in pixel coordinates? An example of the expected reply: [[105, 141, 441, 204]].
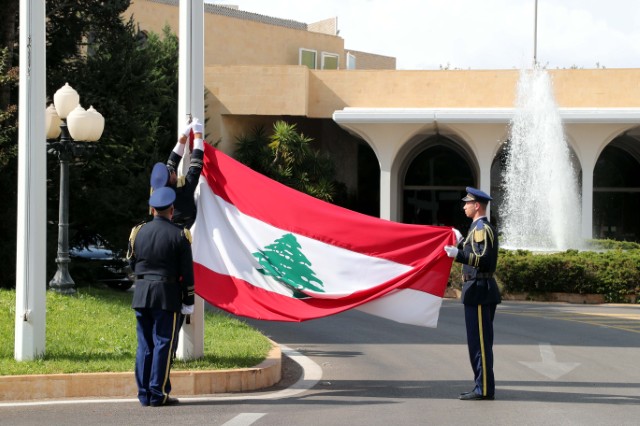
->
[[201, 146, 455, 266]]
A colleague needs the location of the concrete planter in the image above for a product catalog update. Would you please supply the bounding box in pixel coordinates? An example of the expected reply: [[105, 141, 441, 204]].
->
[[0, 341, 281, 402]]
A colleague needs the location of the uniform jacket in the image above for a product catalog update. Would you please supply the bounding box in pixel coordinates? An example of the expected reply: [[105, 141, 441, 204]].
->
[[455, 217, 501, 306], [167, 147, 204, 227], [128, 216, 195, 312]]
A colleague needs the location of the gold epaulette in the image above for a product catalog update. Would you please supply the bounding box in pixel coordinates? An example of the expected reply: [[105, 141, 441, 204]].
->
[[473, 228, 485, 243], [126, 222, 146, 259], [183, 227, 192, 244]]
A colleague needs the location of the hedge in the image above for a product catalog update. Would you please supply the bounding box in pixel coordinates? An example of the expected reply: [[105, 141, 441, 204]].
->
[[448, 239, 640, 303]]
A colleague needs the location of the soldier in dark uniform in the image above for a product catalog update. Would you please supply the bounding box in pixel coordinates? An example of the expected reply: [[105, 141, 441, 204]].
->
[[444, 187, 501, 401], [166, 118, 205, 229], [128, 185, 195, 407]]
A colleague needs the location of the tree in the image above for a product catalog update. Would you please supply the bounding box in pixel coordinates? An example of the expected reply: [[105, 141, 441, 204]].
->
[[0, 0, 180, 288], [0, 46, 19, 289], [60, 24, 179, 252], [235, 121, 340, 202]]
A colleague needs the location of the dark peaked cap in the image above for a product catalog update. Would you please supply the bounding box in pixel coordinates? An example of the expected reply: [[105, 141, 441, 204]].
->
[[149, 186, 176, 210], [461, 187, 492, 203], [150, 162, 169, 190]]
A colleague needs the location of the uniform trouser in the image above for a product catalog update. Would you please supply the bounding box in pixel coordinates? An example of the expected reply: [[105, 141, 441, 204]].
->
[[134, 308, 179, 406], [464, 303, 497, 397], [171, 313, 186, 362]]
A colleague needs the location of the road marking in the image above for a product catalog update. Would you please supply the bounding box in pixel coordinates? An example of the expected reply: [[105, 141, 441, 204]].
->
[[519, 343, 580, 380], [0, 345, 322, 408], [222, 413, 266, 426], [500, 310, 640, 333]]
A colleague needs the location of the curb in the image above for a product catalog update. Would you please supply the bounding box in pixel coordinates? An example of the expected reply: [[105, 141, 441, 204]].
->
[[0, 342, 281, 402]]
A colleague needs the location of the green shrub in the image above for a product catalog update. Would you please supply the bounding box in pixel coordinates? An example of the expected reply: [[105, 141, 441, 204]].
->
[[496, 247, 640, 303], [447, 240, 639, 303]]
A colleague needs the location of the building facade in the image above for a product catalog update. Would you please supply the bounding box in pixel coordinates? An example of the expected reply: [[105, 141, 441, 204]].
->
[[127, 1, 640, 242]]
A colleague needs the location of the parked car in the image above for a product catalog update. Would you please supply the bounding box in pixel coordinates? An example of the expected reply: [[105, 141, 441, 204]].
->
[[69, 233, 134, 291]]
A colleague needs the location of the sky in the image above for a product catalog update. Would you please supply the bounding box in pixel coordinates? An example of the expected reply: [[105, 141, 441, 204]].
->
[[207, 0, 640, 70]]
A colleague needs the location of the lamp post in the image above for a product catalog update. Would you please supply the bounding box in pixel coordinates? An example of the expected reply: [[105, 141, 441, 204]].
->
[[46, 83, 105, 294]]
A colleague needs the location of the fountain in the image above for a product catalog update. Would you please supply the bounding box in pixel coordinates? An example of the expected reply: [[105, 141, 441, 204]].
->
[[500, 67, 583, 251]]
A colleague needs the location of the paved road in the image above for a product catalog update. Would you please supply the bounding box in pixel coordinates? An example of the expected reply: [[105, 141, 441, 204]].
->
[[1, 300, 639, 425]]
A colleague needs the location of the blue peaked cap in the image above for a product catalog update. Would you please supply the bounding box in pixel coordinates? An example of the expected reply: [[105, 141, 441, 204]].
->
[[150, 162, 169, 190], [462, 187, 492, 203], [149, 186, 176, 210]]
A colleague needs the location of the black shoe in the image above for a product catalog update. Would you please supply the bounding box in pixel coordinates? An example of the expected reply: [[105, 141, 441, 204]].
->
[[459, 390, 475, 397], [459, 392, 494, 401], [150, 396, 179, 407]]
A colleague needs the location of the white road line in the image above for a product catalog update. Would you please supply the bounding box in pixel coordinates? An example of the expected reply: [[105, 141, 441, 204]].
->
[[0, 344, 321, 408], [221, 413, 266, 426]]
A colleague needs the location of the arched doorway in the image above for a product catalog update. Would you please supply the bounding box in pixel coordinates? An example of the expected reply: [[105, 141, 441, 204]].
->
[[402, 137, 475, 232], [593, 136, 640, 242]]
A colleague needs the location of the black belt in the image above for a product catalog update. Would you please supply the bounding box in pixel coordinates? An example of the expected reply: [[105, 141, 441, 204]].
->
[[136, 274, 175, 283], [463, 272, 493, 281]]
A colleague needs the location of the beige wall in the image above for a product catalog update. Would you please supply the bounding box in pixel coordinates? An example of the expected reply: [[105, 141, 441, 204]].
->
[[126, 0, 395, 71], [126, 1, 346, 68], [206, 66, 640, 120]]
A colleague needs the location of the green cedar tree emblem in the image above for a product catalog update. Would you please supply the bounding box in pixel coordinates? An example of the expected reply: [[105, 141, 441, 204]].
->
[[253, 233, 325, 298]]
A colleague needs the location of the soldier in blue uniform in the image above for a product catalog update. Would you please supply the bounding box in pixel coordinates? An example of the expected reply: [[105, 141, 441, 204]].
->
[[128, 185, 195, 407], [166, 118, 205, 229], [444, 187, 501, 401]]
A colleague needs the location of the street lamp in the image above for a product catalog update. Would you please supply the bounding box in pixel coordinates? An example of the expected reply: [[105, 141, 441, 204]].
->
[[45, 83, 105, 294]]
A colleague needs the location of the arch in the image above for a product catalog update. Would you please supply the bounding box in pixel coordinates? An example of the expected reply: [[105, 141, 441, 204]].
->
[[398, 134, 476, 231], [593, 132, 640, 242]]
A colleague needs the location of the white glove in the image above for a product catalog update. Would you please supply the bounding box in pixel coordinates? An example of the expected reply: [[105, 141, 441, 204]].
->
[[444, 245, 459, 258], [180, 122, 192, 138], [453, 228, 463, 245], [181, 304, 194, 315], [191, 118, 203, 134]]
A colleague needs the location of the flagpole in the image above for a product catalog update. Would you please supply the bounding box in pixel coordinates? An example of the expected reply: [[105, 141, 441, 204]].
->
[[176, 0, 205, 361], [15, 0, 47, 360]]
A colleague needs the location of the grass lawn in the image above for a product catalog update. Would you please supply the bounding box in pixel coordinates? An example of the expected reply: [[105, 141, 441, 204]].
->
[[1, 286, 272, 376]]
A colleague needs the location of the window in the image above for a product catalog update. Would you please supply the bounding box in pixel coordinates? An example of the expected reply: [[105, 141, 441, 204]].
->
[[346, 52, 356, 70], [321, 52, 339, 69], [299, 48, 317, 69]]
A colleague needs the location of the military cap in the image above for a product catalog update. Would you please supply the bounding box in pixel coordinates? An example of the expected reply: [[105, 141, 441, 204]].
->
[[149, 186, 176, 210], [150, 162, 169, 190], [462, 187, 492, 203]]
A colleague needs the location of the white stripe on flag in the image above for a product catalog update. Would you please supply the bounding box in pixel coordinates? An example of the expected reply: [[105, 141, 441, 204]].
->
[[357, 289, 443, 327]]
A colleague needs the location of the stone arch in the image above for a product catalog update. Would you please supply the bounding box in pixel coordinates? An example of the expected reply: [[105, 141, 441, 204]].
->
[[593, 129, 640, 241], [396, 133, 477, 231]]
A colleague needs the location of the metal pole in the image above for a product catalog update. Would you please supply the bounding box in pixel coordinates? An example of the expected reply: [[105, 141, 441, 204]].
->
[[176, 0, 205, 361], [533, 0, 538, 68], [48, 121, 76, 294], [15, 0, 47, 361]]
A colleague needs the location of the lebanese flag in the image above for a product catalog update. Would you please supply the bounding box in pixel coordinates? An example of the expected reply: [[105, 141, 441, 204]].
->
[[191, 146, 456, 327]]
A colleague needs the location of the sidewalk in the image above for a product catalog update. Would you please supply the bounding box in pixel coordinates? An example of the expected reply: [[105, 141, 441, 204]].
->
[[0, 342, 281, 402]]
